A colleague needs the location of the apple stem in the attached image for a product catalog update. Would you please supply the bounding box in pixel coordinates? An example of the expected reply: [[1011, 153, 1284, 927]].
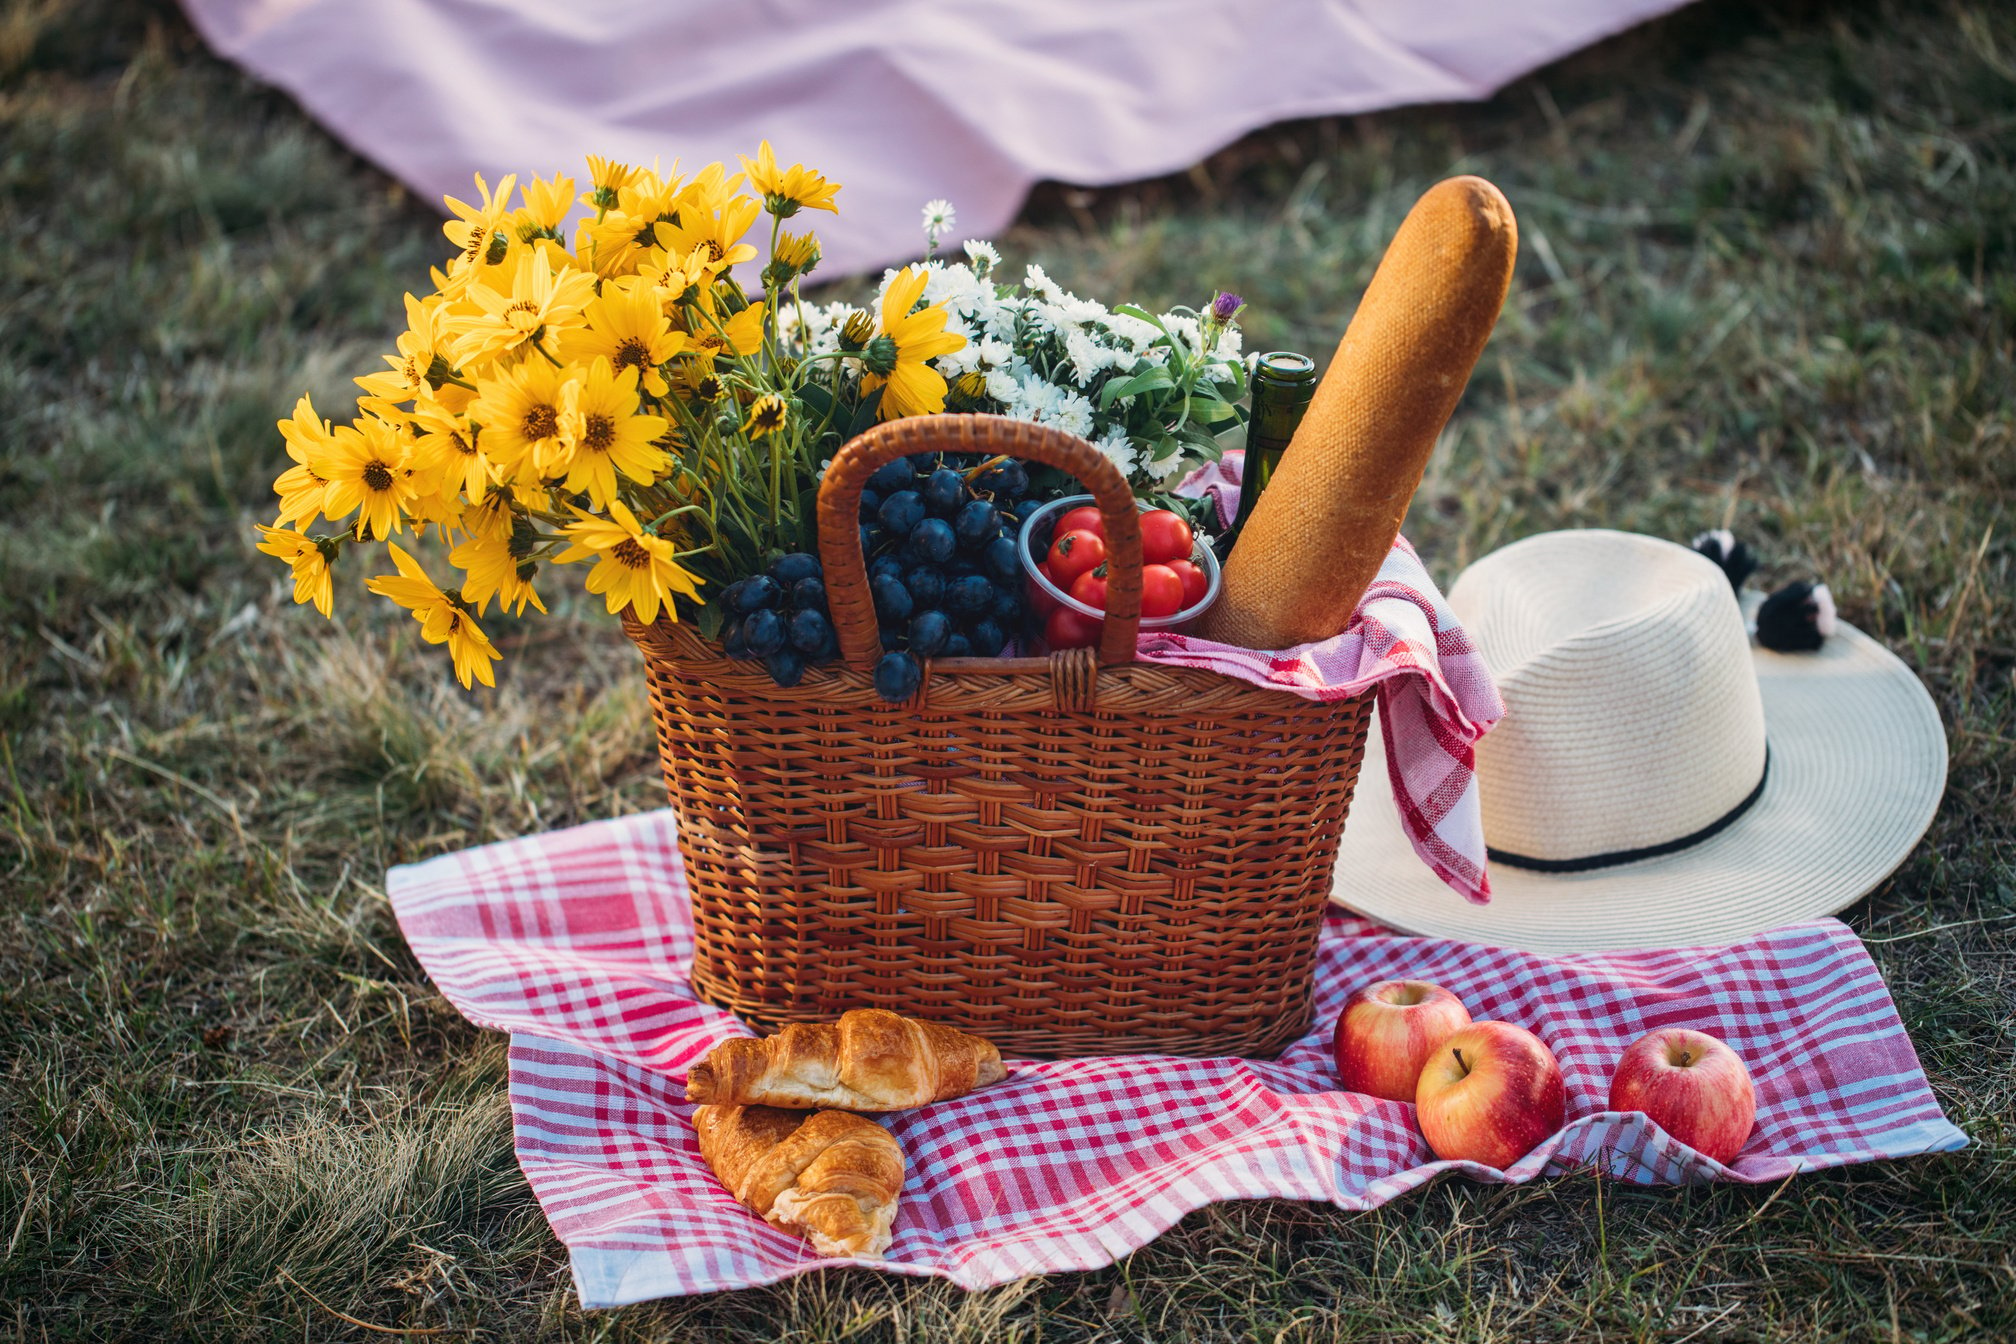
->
[[1452, 1047, 1468, 1076], [1678, 1050, 1692, 1066]]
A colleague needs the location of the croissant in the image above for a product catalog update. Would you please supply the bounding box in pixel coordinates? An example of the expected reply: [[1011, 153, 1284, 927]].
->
[[693, 1104, 904, 1259], [686, 1008, 1007, 1110]]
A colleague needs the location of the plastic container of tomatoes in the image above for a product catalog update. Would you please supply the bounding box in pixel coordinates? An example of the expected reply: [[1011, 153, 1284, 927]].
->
[[1018, 493, 1222, 648]]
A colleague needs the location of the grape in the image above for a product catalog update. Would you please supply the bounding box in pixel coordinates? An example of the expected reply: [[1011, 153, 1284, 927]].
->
[[878, 489, 925, 534], [907, 609, 952, 657], [988, 585, 1024, 625], [871, 572, 914, 621], [867, 459, 913, 496], [923, 467, 966, 516], [732, 575, 782, 613], [943, 633, 972, 658], [858, 488, 882, 524], [905, 453, 939, 476], [788, 607, 831, 655], [868, 554, 904, 584], [910, 517, 956, 564], [770, 552, 821, 585], [904, 566, 945, 608], [742, 608, 785, 655], [969, 619, 1007, 658], [874, 650, 922, 702], [792, 575, 826, 609], [978, 460, 1029, 497], [721, 618, 749, 659], [981, 535, 1021, 584], [766, 648, 806, 687], [947, 573, 994, 614], [954, 499, 1000, 548]]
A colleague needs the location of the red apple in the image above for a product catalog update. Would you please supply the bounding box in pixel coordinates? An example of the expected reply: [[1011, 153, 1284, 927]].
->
[[1415, 1021, 1566, 1168], [1608, 1028, 1756, 1164], [1333, 980, 1473, 1103]]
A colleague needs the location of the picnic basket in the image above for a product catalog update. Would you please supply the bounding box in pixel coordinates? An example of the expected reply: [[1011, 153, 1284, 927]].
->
[[624, 414, 1372, 1058]]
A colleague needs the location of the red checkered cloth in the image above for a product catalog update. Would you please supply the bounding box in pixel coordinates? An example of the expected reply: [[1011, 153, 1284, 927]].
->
[[1148, 455, 1502, 901], [388, 810, 1966, 1306]]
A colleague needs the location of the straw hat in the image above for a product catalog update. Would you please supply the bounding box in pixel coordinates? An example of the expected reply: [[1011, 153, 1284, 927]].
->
[[1331, 529, 1946, 952]]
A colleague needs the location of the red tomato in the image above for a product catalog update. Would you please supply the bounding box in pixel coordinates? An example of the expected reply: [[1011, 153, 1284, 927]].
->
[[1069, 564, 1109, 612], [1139, 564, 1186, 618], [1045, 606, 1102, 651], [1163, 558, 1208, 610], [1030, 562, 1062, 618], [1054, 505, 1105, 539], [1138, 509, 1195, 565], [1047, 528, 1107, 589]]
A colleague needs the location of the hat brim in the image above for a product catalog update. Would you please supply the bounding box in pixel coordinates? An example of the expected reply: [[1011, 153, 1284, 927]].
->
[[1331, 618, 1948, 952]]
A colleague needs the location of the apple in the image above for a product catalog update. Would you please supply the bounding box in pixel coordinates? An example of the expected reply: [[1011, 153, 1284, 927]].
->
[[1333, 980, 1473, 1103], [1415, 1021, 1566, 1168], [1608, 1028, 1756, 1164]]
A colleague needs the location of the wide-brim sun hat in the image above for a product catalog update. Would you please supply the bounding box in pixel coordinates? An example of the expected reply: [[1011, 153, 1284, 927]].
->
[[1331, 529, 1947, 953]]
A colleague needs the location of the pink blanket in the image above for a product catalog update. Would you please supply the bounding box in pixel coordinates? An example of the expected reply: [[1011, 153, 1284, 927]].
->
[[387, 809, 1964, 1305], [179, 0, 1693, 277]]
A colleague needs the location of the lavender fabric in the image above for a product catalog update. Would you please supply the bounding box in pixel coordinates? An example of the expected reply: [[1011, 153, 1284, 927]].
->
[[179, 0, 1693, 277]]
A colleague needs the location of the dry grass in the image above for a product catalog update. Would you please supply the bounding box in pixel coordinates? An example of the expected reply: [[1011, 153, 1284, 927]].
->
[[1, 0, 2011, 1338]]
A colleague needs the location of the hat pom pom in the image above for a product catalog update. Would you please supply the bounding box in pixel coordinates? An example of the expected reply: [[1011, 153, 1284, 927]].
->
[[1691, 529, 1758, 591], [1757, 581, 1834, 652]]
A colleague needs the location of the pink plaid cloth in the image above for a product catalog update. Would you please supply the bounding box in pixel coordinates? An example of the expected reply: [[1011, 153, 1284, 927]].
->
[[1146, 454, 1502, 901], [388, 810, 1965, 1306]]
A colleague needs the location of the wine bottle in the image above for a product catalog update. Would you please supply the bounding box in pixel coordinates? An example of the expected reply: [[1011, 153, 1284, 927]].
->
[[1230, 351, 1317, 539]]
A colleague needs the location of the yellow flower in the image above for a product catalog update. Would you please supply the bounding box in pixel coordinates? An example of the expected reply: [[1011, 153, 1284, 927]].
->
[[554, 499, 702, 626], [656, 193, 761, 275], [674, 161, 743, 216], [561, 285, 690, 397], [861, 266, 968, 420], [450, 248, 597, 366], [451, 529, 547, 617], [739, 141, 841, 216], [766, 229, 821, 285], [636, 233, 715, 312], [441, 173, 518, 288], [318, 415, 417, 539], [510, 173, 576, 241], [410, 403, 491, 503], [746, 394, 788, 440], [554, 358, 670, 507], [468, 356, 572, 483], [255, 524, 335, 618], [355, 292, 468, 409], [687, 297, 767, 363], [274, 393, 334, 527], [584, 155, 640, 209], [671, 361, 725, 405], [366, 543, 500, 689]]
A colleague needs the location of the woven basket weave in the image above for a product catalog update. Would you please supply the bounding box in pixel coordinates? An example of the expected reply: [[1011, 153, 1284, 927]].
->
[[625, 415, 1371, 1058]]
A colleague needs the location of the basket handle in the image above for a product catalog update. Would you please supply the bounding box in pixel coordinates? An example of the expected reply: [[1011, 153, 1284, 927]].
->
[[816, 414, 1145, 671]]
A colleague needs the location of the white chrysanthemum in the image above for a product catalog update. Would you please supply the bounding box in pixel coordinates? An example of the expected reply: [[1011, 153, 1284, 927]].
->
[[1104, 310, 1160, 352], [1163, 312, 1203, 353], [1208, 324, 1244, 375], [962, 239, 1001, 276], [921, 260, 981, 309], [921, 198, 956, 244], [1023, 263, 1064, 303], [985, 366, 1023, 404], [976, 338, 1013, 368], [1093, 424, 1139, 479], [1144, 444, 1191, 484], [1049, 389, 1095, 438]]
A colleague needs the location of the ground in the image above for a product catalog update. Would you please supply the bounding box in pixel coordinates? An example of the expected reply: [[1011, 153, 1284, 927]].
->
[[1, 0, 2011, 1339]]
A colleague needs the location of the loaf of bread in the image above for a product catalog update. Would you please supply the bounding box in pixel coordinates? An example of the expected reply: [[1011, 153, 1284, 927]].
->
[[1199, 176, 1518, 649]]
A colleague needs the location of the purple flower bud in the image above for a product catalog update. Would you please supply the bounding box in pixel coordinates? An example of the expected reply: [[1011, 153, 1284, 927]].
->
[[1210, 291, 1245, 322]]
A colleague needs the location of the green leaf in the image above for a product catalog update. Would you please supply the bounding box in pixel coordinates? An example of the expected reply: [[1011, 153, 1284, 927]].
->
[[1098, 365, 1176, 408]]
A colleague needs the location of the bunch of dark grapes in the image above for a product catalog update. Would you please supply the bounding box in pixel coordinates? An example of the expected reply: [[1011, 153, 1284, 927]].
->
[[858, 452, 1035, 702], [718, 551, 836, 688]]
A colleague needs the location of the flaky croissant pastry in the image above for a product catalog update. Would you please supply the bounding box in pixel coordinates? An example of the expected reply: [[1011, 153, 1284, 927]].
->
[[693, 1103, 904, 1258], [686, 1008, 1008, 1111]]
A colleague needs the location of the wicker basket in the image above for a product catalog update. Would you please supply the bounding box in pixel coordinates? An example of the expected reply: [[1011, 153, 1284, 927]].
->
[[625, 415, 1371, 1058]]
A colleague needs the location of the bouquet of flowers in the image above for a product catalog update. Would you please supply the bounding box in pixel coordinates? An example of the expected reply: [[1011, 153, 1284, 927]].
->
[[257, 150, 1248, 690]]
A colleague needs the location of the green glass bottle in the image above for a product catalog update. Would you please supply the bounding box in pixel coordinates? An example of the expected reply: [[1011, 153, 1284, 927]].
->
[[1231, 350, 1318, 537]]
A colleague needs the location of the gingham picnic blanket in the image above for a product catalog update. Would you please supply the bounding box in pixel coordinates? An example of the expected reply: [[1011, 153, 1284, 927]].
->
[[387, 810, 1966, 1306]]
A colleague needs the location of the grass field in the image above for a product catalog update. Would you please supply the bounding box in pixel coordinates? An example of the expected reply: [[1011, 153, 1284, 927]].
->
[[2, 0, 2012, 1338]]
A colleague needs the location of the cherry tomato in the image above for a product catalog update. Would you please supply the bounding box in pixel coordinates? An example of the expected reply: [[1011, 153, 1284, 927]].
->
[[1045, 606, 1102, 651], [1163, 558, 1208, 610], [1140, 564, 1186, 618], [1069, 564, 1109, 612], [1047, 528, 1107, 590], [1138, 509, 1195, 565], [1054, 505, 1105, 539], [1030, 562, 1062, 618]]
